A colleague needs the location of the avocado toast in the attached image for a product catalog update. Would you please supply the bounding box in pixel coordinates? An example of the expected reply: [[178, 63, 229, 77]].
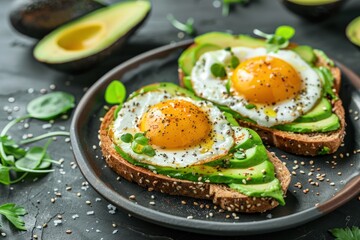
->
[[100, 83, 291, 212], [178, 31, 345, 156]]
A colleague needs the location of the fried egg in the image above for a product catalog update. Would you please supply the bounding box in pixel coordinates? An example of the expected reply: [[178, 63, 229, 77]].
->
[[112, 90, 235, 168], [191, 47, 322, 127]]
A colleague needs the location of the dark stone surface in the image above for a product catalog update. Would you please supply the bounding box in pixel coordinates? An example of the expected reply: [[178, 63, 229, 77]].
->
[[0, 0, 359, 239]]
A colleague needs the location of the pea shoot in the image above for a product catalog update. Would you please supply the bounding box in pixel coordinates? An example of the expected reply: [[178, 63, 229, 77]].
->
[[167, 14, 196, 36], [253, 25, 295, 53], [0, 91, 74, 186], [210, 63, 227, 78], [120, 132, 155, 157]]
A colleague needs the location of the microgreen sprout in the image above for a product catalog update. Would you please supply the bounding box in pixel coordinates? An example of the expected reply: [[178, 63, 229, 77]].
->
[[0, 91, 74, 186], [120, 132, 155, 157], [210, 63, 227, 78], [222, 0, 250, 16], [105, 80, 127, 104], [253, 25, 295, 53], [167, 14, 196, 36]]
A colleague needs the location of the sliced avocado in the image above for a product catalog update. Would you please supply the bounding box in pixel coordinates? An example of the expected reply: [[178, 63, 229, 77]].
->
[[33, 1, 151, 73], [195, 32, 266, 48], [287, 0, 338, 5], [193, 43, 222, 63], [179, 43, 222, 76], [228, 145, 269, 168], [178, 45, 197, 76], [115, 145, 275, 185], [229, 178, 285, 205], [295, 98, 332, 122], [112, 82, 285, 202], [179, 33, 265, 76], [346, 16, 360, 48], [128, 82, 200, 101], [10, 0, 106, 39], [234, 128, 263, 149], [273, 113, 340, 133], [292, 45, 316, 64]]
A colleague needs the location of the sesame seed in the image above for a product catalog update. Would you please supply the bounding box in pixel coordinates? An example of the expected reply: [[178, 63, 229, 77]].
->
[[66, 230, 72, 234]]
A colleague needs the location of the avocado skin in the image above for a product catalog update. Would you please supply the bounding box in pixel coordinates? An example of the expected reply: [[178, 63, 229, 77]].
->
[[33, 2, 151, 74], [9, 0, 106, 39], [281, 0, 348, 21], [346, 16, 360, 48]]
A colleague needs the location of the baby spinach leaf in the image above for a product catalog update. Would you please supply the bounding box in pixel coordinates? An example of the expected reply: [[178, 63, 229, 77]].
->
[[105, 80, 127, 104], [0, 166, 10, 185], [27, 92, 75, 120], [14, 140, 50, 171]]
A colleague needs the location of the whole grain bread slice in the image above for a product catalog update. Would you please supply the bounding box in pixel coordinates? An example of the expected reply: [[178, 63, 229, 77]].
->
[[100, 106, 291, 213], [178, 51, 346, 156]]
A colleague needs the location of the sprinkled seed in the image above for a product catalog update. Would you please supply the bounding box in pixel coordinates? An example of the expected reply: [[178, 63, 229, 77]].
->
[[66, 230, 72, 234], [129, 195, 136, 200]]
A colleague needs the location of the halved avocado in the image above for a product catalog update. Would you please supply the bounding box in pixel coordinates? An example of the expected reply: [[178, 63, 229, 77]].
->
[[282, 0, 348, 21], [9, 0, 106, 39], [33, 0, 151, 73], [346, 16, 360, 48]]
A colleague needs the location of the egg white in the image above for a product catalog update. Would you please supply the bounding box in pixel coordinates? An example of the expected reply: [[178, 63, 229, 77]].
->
[[191, 47, 322, 127], [112, 90, 234, 168]]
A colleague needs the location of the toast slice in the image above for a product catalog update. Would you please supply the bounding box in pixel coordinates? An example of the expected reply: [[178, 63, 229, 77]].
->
[[178, 50, 346, 156], [100, 106, 291, 213]]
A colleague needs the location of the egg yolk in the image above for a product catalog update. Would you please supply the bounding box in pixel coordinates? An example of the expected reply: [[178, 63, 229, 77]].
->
[[231, 56, 302, 104], [139, 100, 211, 149]]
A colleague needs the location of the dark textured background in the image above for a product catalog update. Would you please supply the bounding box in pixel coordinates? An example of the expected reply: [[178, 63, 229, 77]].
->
[[0, 0, 359, 239]]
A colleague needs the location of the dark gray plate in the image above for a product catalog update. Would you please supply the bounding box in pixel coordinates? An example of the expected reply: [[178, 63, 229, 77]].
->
[[70, 40, 360, 236]]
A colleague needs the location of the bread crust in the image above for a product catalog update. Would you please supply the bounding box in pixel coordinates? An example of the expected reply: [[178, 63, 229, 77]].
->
[[100, 106, 291, 213], [178, 50, 346, 156]]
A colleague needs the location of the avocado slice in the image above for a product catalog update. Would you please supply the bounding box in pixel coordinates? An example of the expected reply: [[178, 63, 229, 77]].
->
[[33, 0, 151, 73], [229, 178, 285, 205], [273, 113, 340, 133], [295, 98, 332, 123], [292, 45, 317, 64], [10, 0, 106, 39], [346, 16, 360, 48], [195, 32, 266, 48], [113, 82, 285, 203], [179, 32, 266, 75]]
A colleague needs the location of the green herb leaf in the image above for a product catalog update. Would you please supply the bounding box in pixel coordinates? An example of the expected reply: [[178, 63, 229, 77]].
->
[[245, 104, 256, 109], [134, 133, 145, 139], [121, 133, 133, 143], [27, 92, 75, 120], [131, 142, 144, 154], [225, 79, 231, 94], [0, 203, 27, 230], [0, 166, 11, 185], [275, 25, 295, 40], [316, 67, 337, 100], [142, 145, 156, 157], [329, 226, 360, 240], [167, 14, 196, 36], [211, 63, 227, 78], [230, 56, 240, 69], [105, 80, 127, 105], [253, 26, 295, 53], [222, 0, 250, 16], [134, 135, 149, 145], [1, 136, 25, 159]]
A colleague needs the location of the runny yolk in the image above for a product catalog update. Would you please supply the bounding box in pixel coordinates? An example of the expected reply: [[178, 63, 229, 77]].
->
[[231, 56, 302, 104], [139, 100, 211, 149]]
